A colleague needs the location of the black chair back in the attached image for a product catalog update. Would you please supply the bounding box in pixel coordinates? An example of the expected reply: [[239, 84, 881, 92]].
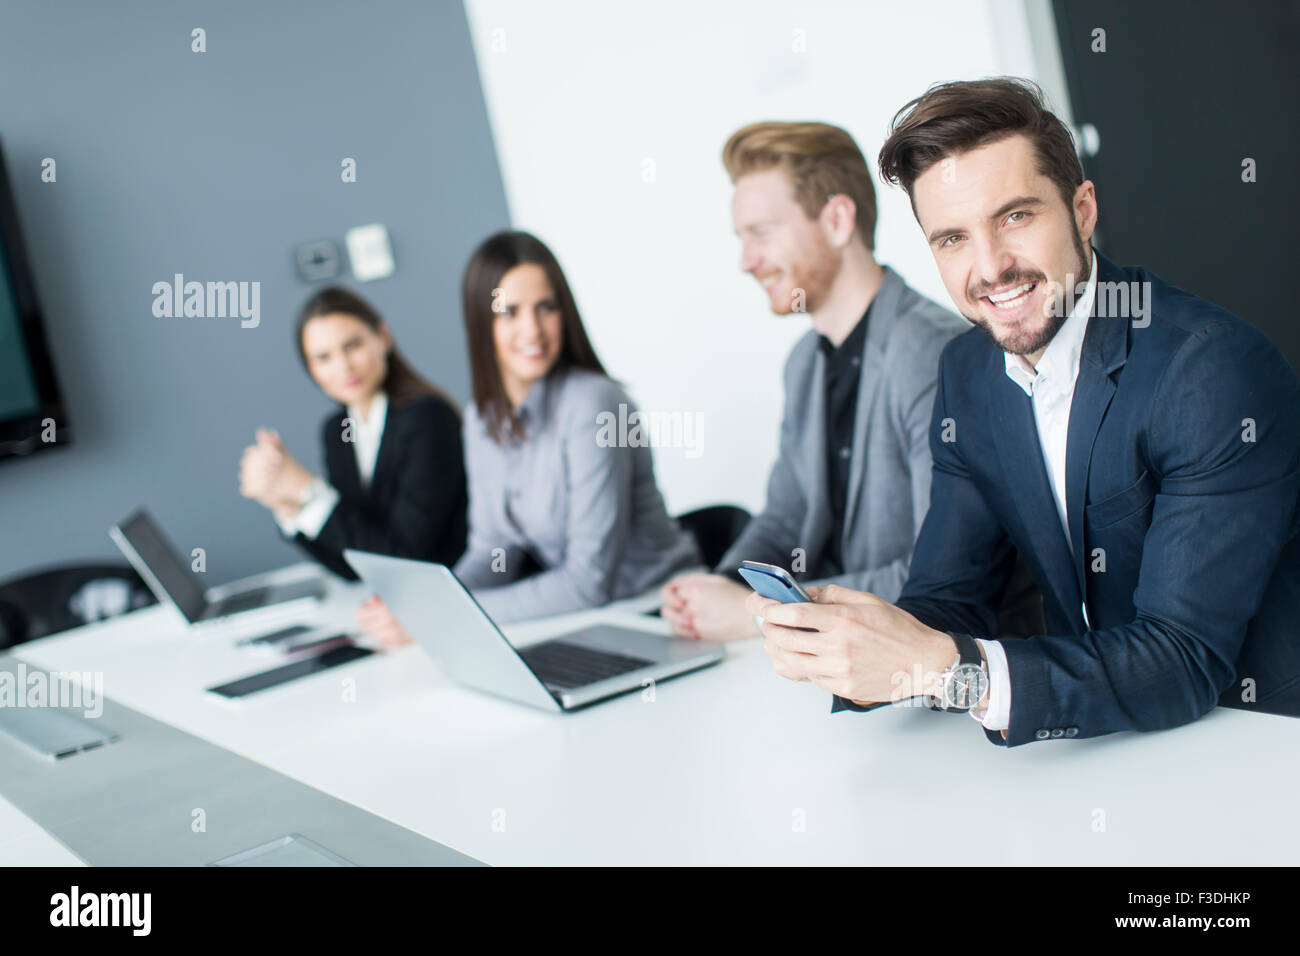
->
[[675, 505, 752, 571], [0, 563, 157, 649]]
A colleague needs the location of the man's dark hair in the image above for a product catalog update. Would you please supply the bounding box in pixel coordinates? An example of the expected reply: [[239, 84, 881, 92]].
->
[[877, 77, 1084, 216]]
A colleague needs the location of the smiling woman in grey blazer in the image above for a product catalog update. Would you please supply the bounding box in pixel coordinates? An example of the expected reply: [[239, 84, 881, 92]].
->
[[358, 231, 699, 642], [448, 231, 700, 623], [449, 231, 702, 621]]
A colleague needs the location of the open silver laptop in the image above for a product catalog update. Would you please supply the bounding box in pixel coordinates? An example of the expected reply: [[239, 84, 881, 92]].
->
[[110, 508, 325, 626], [343, 549, 724, 711]]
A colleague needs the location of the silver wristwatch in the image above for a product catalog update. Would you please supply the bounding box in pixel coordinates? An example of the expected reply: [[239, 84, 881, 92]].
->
[[936, 632, 989, 711], [297, 476, 327, 508]]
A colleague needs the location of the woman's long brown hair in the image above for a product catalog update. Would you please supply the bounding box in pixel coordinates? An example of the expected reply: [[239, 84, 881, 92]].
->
[[461, 231, 607, 443]]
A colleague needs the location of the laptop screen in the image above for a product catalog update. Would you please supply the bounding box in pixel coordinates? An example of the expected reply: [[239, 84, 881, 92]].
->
[[114, 509, 207, 622]]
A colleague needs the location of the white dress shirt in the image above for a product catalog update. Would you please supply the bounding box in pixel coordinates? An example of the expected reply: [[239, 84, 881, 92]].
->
[[276, 392, 388, 540], [972, 252, 1098, 732]]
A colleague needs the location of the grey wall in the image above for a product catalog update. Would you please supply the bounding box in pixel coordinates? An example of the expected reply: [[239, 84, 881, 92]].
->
[[0, 0, 510, 584]]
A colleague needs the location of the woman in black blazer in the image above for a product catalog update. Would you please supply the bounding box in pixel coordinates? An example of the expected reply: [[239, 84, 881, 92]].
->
[[238, 286, 467, 580]]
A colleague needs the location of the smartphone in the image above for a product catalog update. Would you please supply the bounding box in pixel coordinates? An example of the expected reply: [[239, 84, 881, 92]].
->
[[207, 643, 373, 699], [737, 560, 813, 604], [282, 632, 356, 656], [236, 624, 315, 648]]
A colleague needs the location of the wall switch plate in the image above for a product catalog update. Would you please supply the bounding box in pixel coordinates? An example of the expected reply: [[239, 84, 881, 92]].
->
[[295, 240, 341, 281], [345, 223, 395, 282]]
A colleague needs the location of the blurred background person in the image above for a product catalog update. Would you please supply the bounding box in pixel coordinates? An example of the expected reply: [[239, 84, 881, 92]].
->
[[239, 286, 467, 581]]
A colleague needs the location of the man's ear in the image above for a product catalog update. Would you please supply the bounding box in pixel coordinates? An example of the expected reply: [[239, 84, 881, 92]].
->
[[1074, 180, 1098, 244], [822, 193, 858, 248]]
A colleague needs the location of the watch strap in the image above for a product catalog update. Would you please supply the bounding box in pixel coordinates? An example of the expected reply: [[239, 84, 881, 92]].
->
[[949, 632, 982, 666]]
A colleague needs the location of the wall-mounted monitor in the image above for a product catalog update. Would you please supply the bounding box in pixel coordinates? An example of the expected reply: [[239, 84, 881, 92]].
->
[[0, 135, 68, 462]]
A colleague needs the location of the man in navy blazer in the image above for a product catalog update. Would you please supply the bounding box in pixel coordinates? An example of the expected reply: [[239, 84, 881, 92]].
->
[[751, 77, 1300, 747]]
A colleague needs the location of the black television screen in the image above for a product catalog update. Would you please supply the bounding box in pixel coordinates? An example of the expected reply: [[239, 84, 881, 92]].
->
[[0, 135, 68, 462]]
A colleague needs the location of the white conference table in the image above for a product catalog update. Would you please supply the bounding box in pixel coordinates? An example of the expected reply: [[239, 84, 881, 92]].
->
[[5, 563, 1299, 866]]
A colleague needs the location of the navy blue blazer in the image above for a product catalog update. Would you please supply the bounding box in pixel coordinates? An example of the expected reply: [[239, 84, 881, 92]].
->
[[835, 251, 1300, 746]]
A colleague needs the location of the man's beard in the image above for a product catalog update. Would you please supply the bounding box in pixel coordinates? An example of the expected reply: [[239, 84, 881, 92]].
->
[[964, 230, 1090, 356], [965, 296, 1067, 357], [770, 241, 839, 316]]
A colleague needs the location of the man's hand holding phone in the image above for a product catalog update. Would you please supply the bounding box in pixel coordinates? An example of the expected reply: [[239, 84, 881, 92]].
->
[[747, 581, 957, 707]]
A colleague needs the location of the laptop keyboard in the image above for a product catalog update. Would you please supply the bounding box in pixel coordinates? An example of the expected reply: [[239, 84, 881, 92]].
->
[[518, 640, 654, 691]]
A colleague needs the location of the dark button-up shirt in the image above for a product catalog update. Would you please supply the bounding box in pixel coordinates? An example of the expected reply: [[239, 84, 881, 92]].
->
[[819, 305, 871, 575]]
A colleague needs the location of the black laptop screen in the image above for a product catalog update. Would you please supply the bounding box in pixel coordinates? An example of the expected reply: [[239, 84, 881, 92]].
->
[[116, 509, 207, 622]]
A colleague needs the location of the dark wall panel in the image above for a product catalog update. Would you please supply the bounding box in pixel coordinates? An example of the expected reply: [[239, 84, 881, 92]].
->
[[1054, 0, 1299, 370], [0, 0, 510, 584]]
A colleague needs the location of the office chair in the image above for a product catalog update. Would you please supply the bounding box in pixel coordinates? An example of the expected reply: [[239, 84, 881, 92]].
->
[[675, 505, 752, 571], [0, 562, 156, 650]]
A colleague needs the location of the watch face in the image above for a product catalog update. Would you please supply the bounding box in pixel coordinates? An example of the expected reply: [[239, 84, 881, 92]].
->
[[946, 664, 988, 709]]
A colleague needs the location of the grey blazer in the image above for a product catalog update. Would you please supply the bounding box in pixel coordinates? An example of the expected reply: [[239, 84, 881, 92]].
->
[[455, 367, 700, 623], [716, 266, 967, 600]]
